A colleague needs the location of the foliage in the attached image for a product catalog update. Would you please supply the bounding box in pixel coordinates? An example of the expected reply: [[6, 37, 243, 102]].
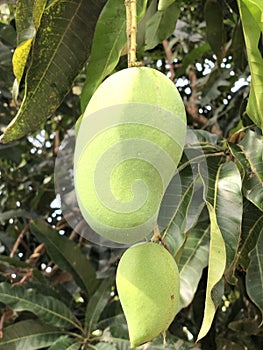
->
[[0, 0, 262, 349]]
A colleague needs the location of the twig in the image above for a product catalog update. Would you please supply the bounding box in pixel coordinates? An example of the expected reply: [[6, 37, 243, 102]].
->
[[53, 130, 60, 156], [0, 311, 5, 339], [0, 308, 13, 339], [185, 69, 222, 136], [151, 224, 172, 253], [9, 223, 30, 258], [162, 40, 175, 80], [12, 269, 33, 286], [125, 0, 138, 67], [26, 243, 46, 265]]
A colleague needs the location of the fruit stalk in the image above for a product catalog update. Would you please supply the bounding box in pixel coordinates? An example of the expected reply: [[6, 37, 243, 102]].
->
[[125, 0, 137, 67]]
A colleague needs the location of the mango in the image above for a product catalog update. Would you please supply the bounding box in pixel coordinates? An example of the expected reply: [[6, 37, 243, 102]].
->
[[74, 67, 186, 244], [116, 242, 180, 348]]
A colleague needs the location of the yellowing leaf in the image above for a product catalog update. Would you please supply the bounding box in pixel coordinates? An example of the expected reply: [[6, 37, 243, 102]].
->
[[158, 0, 176, 11], [12, 38, 33, 86]]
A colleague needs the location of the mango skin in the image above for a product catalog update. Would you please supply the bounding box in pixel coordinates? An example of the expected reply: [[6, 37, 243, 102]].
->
[[74, 67, 186, 244], [116, 242, 180, 348], [75, 67, 186, 164]]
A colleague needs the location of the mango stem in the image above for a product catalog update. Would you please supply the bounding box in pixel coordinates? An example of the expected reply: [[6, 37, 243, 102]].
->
[[151, 224, 172, 253], [125, 0, 137, 67]]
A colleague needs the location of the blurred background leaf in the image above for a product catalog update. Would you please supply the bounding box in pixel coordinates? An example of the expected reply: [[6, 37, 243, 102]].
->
[[0, 282, 80, 329], [30, 220, 98, 296], [0, 319, 64, 350], [246, 229, 263, 320]]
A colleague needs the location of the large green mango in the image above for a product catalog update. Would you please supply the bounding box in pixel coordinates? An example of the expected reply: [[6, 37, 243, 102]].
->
[[116, 242, 180, 347], [74, 67, 186, 244]]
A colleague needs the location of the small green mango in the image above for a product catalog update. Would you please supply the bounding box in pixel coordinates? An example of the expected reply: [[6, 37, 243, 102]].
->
[[116, 242, 180, 348]]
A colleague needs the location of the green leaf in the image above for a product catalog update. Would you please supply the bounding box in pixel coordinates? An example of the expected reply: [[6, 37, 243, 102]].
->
[[0, 282, 80, 329], [228, 201, 263, 278], [231, 18, 247, 72], [1, 0, 106, 143], [238, 206, 263, 270], [200, 158, 242, 272], [197, 156, 229, 340], [240, 131, 263, 211], [0, 319, 64, 350], [214, 162, 243, 280], [197, 202, 226, 341], [0, 41, 13, 71], [228, 131, 263, 211], [15, 0, 45, 44], [161, 162, 196, 256], [238, 0, 263, 129], [178, 208, 210, 310], [158, 0, 176, 11], [0, 209, 39, 224], [80, 0, 148, 112], [246, 229, 263, 320], [108, 314, 129, 340], [145, 2, 180, 50], [30, 220, 98, 296], [204, 0, 226, 63], [0, 255, 32, 268], [85, 274, 115, 335], [137, 0, 157, 48], [80, 0, 125, 112], [200, 67, 230, 105], [48, 336, 81, 350], [33, 0, 48, 30]]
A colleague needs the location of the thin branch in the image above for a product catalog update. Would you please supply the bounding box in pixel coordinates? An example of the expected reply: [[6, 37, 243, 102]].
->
[[162, 40, 175, 80], [0, 308, 13, 339], [0, 311, 5, 339], [53, 130, 60, 156], [185, 69, 222, 136], [125, 0, 138, 67], [26, 242, 46, 265], [151, 224, 172, 253], [12, 269, 33, 286], [9, 223, 30, 258]]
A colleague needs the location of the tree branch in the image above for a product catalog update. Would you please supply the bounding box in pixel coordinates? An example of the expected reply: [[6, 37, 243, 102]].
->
[[185, 69, 222, 136], [9, 223, 30, 258], [125, 0, 138, 67], [162, 40, 175, 80]]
